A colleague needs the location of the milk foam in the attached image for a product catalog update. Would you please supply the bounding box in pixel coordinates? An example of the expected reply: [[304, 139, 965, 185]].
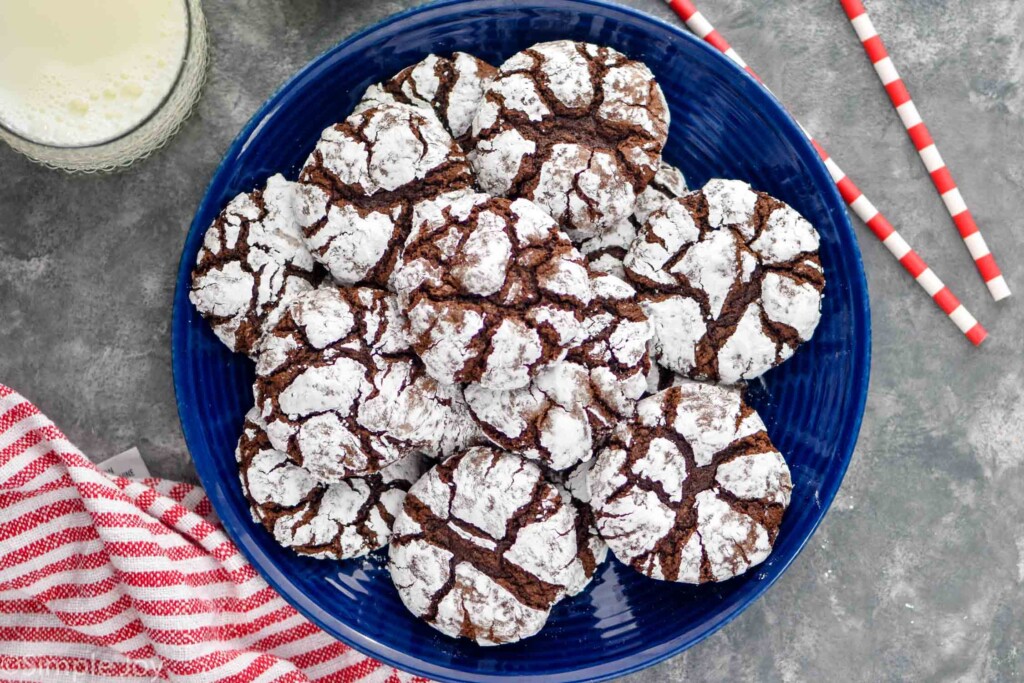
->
[[0, 0, 189, 147]]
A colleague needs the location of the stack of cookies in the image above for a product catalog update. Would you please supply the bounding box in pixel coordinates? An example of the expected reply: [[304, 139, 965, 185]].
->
[[190, 41, 825, 647]]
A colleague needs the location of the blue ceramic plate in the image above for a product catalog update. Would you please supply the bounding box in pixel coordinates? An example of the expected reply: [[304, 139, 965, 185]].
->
[[172, 1, 870, 681]]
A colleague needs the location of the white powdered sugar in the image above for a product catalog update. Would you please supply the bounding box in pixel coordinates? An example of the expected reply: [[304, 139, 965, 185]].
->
[[642, 295, 706, 375], [589, 445, 677, 577], [254, 287, 479, 481], [761, 272, 824, 341], [469, 128, 536, 195], [477, 318, 546, 392], [624, 199, 700, 286], [715, 449, 793, 505], [465, 272, 651, 470], [465, 361, 594, 471], [633, 161, 689, 225], [576, 161, 688, 278], [597, 62, 664, 137], [704, 178, 758, 235], [715, 304, 780, 385], [297, 102, 471, 285], [393, 191, 594, 391], [694, 491, 772, 581], [237, 409, 425, 560], [751, 205, 821, 265], [625, 179, 825, 384], [312, 104, 455, 195], [388, 447, 580, 645], [672, 229, 751, 320], [190, 174, 317, 357], [589, 382, 792, 583], [356, 52, 497, 140], [533, 41, 595, 108], [303, 203, 399, 286], [577, 218, 637, 279], [470, 40, 669, 237]]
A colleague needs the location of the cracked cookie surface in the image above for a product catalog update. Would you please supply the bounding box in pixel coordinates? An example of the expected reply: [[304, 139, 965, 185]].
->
[[589, 381, 792, 583], [392, 190, 594, 391], [253, 286, 480, 481], [577, 160, 688, 279], [624, 178, 825, 384], [464, 273, 651, 470], [554, 459, 609, 596], [388, 446, 580, 645], [469, 40, 669, 237], [190, 174, 319, 358], [237, 408, 424, 559], [358, 52, 497, 142], [296, 103, 474, 287]]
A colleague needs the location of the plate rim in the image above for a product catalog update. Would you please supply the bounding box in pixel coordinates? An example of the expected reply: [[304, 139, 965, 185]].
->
[[171, 0, 872, 681]]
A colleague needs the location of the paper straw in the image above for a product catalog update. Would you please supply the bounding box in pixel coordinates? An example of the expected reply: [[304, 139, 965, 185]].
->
[[838, 0, 1009, 301], [663, 0, 988, 346]]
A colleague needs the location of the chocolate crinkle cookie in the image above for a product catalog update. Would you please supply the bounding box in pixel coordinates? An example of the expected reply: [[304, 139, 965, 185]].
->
[[554, 459, 609, 596], [469, 40, 669, 237], [625, 178, 825, 384], [388, 447, 581, 646], [295, 103, 474, 287], [189, 174, 319, 358], [577, 161, 688, 279], [357, 52, 497, 142], [589, 381, 792, 583], [391, 190, 595, 391], [464, 273, 651, 471], [254, 286, 480, 482], [237, 409, 425, 560], [632, 160, 689, 225]]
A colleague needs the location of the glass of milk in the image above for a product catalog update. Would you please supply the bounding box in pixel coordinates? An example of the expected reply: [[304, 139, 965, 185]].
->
[[0, 0, 209, 172]]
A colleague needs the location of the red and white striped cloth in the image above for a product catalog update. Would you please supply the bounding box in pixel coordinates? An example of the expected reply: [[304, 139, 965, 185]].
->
[[0, 383, 425, 683]]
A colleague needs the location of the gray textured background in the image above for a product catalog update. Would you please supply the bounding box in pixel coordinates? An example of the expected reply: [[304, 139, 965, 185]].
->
[[1, 0, 1022, 680]]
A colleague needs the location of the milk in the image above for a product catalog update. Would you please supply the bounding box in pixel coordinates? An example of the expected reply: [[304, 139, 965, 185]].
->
[[0, 0, 189, 147]]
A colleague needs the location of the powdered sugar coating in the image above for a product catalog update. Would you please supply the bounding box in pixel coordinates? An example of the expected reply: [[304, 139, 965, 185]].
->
[[298, 103, 473, 286], [577, 161, 688, 278], [470, 40, 669, 237], [463, 272, 651, 470], [589, 382, 792, 583], [576, 218, 637, 280], [555, 459, 610, 596], [466, 361, 593, 471], [254, 286, 480, 481], [624, 178, 825, 384], [357, 53, 498, 141], [392, 191, 594, 391], [190, 174, 318, 358], [389, 447, 580, 645], [237, 409, 424, 559], [633, 161, 689, 225]]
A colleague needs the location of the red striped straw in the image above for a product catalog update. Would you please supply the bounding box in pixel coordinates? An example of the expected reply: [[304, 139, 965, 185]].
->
[[838, 0, 1009, 302], [664, 0, 988, 346]]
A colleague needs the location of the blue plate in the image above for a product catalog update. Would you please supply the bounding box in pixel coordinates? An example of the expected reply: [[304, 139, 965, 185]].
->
[[171, 1, 870, 681]]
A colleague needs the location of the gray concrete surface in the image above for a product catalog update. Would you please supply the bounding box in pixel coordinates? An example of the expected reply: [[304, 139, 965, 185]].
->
[[1, 0, 1022, 680]]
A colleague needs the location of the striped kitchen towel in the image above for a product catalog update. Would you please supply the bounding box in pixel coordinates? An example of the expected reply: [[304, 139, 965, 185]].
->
[[0, 383, 425, 683]]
